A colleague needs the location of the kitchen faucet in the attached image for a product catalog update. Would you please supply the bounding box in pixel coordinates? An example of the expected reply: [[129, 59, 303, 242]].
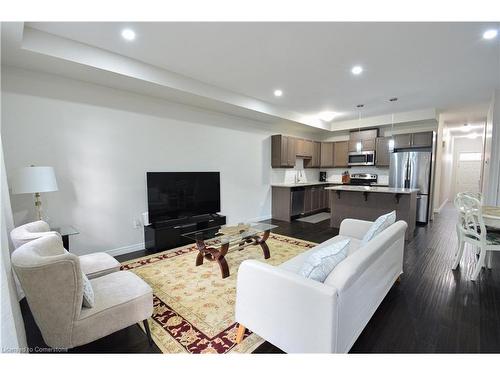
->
[[295, 170, 304, 183]]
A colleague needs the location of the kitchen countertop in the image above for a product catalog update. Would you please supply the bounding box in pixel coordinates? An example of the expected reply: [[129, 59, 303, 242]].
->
[[271, 181, 343, 188], [325, 185, 419, 194]]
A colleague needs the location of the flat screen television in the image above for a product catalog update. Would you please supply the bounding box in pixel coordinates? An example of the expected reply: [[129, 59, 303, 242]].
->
[[147, 172, 220, 223]]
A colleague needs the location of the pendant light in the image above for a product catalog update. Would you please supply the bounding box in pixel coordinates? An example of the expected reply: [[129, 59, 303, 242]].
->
[[388, 97, 398, 152], [356, 104, 364, 153]]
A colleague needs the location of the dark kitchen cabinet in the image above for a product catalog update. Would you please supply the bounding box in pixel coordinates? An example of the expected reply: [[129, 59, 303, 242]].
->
[[320, 142, 334, 168], [362, 139, 376, 151], [375, 137, 391, 167], [305, 186, 326, 214], [304, 188, 312, 213], [287, 137, 296, 165], [304, 141, 321, 168], [322, 187, 329, 210], [311, 187, 321, 211], [350, 129, 378, 141], [411, 132, 433, 148], [272, 184, 331, 222], [392, 132, 433, 149], [348, 140, 358, 152], [333, 141, 349, 167], [296, 138, 313, 158], [393, 134, 412, 149], [349, 129, 377, 152], [271, 135, 296, 168]]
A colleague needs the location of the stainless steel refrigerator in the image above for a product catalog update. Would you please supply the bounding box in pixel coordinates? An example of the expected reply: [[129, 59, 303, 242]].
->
[[389, 151, 432, 224]]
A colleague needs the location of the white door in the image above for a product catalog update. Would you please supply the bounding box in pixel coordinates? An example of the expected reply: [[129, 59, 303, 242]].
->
[[455, 152, 482, 195]]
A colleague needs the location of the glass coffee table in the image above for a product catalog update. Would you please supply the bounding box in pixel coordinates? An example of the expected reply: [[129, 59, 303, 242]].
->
[[182, 223, 278, 279]]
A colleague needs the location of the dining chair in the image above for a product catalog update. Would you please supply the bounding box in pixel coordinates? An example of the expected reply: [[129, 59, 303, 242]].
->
[[462, 191, 483, 203], [454, 192, 484, 256], [452, 193, 500, 280]]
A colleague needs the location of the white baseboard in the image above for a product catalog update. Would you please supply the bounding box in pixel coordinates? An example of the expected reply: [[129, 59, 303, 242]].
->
[[434, 199, 448, 214], [106, 242, 145, 257]]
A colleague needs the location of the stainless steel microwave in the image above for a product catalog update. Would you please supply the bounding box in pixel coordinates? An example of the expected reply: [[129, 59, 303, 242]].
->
[[348, 151, 375, 166]]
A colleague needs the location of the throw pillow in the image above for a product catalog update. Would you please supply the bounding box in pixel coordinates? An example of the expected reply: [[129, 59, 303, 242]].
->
[[299, 239, 350, 282], [81, 272, 95, 308], [362, 211, 397, 243]]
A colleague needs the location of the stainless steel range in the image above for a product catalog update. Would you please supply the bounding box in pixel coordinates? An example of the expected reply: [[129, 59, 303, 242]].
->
[[349, 173, 378, 186]]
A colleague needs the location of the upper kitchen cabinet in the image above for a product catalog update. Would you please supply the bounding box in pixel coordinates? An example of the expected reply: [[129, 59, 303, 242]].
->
[[333, 141, 349, 167], [271, 135, 296, 168], [411, 132, 434, 148], [320, 142, 334, 168], [296, 138, 313, 158], [350, 129, 378, 141], [393, 132, 433, 149], [393, 134, 412, 148], [375, 137, 391, 167], [304, 141, 321, 168], [348, 138, 376, 151], [348, 129, 378, 151]]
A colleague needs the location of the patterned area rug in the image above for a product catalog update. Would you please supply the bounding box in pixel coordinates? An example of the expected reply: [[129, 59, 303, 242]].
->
[[121, 233, 316, 353]]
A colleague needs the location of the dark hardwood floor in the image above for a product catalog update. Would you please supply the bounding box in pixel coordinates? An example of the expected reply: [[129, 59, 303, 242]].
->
[[20, 204, 500, 353]]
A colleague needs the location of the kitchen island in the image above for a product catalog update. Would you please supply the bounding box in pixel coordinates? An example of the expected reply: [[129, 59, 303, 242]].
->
[[325, 185, 419, 239]]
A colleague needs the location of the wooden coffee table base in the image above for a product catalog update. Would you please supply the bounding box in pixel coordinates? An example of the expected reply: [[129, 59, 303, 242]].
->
[[195, 230, 271, 279]]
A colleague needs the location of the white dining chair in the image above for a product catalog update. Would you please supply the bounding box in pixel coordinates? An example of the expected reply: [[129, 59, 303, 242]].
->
[[452, 193, 500, 280], [454, 192, 484, 257], [463, 191, 483, 203]]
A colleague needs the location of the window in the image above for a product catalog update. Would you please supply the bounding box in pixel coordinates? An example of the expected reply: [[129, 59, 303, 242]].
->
[[459, 152, 482, 161]]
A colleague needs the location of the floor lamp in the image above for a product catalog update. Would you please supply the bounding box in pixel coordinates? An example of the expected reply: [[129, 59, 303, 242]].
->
[[10, 165, 59, 221]]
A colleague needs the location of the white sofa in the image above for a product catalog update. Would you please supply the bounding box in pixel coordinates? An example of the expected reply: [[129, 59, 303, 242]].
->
[[235, 218, 408, 353]]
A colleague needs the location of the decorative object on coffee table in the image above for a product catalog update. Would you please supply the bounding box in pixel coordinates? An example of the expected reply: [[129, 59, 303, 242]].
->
[[183, 223, 278, 278]]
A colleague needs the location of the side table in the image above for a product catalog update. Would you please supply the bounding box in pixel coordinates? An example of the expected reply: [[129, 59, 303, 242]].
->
[[53, 225, 79, 251]]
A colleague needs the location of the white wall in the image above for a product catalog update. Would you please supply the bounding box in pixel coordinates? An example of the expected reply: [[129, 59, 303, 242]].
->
[[432, 116, 445, 212], [437, 128, 454, 210], [482, 90, 500, 205], [1, 67, 319, 255], [1, 134, 27, 352]]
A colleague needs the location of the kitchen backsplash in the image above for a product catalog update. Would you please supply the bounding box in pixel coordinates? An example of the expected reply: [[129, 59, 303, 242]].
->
[[270, 159, 389, 185]]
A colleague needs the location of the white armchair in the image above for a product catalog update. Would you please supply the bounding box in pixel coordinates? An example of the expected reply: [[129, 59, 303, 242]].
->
[[10, 220, 59, 248], [11, 234, 153, 349], [235, 219, 408, 353], [10, 221, 120, 279]]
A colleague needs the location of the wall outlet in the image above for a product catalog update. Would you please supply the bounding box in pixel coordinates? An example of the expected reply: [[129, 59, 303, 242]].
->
[[133, 218, 141, 229]]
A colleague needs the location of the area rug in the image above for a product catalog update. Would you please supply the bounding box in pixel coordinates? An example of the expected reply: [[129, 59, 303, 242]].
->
[[121, 233, 316, 354]]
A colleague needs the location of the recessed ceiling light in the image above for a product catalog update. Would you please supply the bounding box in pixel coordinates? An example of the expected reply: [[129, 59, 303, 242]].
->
[[483, 29, 498, 40], [121, 28, 136, 41], [273, 89, 283, 97], [351, 65, 363, 75], [318, 111, 338, 122]]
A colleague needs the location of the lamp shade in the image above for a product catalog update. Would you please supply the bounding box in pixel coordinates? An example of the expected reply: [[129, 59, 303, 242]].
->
[[10, 166, 58, 194]]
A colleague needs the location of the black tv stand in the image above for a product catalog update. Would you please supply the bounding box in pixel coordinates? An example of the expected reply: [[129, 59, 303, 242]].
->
[[144, 213, 226, 252]]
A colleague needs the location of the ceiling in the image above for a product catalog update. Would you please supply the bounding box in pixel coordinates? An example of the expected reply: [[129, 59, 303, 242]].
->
[[2, 22, 499, 131]]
